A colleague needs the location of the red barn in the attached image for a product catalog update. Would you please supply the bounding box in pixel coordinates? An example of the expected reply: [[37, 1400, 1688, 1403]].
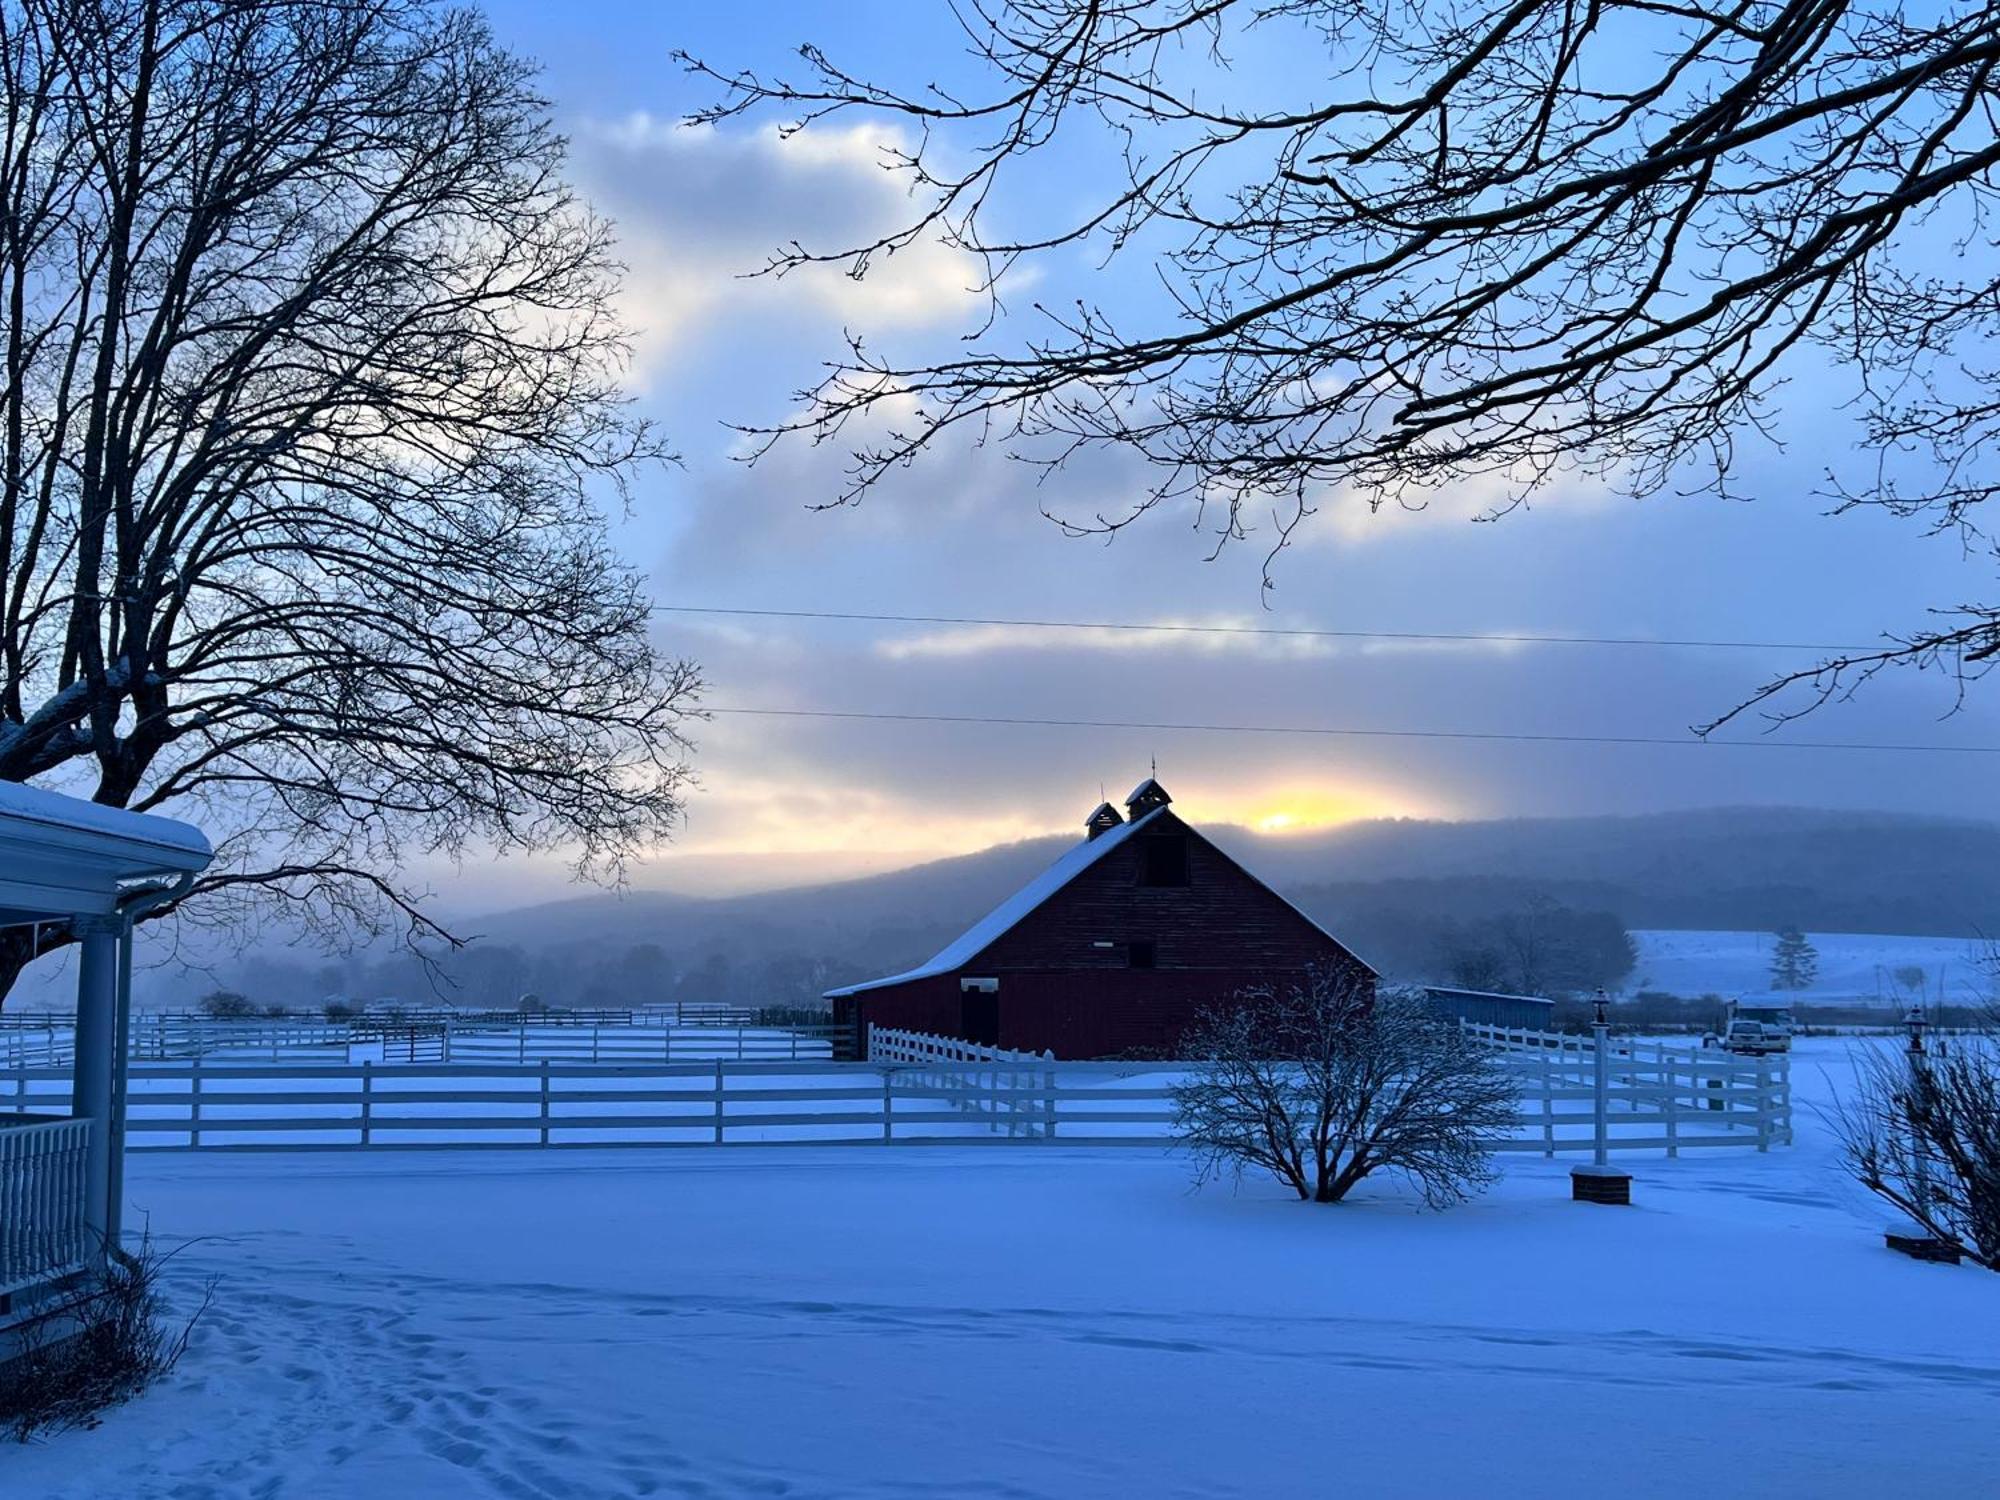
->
[[825, 778, 1375, 1059]]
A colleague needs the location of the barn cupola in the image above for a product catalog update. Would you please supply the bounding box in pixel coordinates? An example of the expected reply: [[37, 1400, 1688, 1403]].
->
[[1085, 802, 1124, 841], [1125, 777, 1172, 818]]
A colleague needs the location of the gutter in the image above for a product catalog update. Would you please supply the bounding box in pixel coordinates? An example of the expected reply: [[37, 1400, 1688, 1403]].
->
[[105, 871, 198, 1247]]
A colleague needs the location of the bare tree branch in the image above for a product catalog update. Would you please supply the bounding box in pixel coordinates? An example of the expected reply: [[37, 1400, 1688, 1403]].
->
[[0, 1, 700, 1002], [689, 0, 2000, 698]]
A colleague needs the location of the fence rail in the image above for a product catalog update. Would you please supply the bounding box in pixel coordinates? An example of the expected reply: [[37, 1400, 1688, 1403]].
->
[[1463, 1021, 1792, 1152], [0, 1027, 68, 1070], [0, 1116, 92, 1297], [0, 1044, 1787, 1156], [866, 1027, 1057, 1137]]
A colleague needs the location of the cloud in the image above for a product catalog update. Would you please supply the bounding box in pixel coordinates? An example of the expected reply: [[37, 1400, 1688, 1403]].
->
[[876, 617, 1340, 662], [1303, 462, 1620, 548], [871, 618, 1536, 662], [571, 118, 990, 380]]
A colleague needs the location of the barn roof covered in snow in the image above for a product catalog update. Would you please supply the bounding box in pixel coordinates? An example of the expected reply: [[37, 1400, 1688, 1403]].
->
[[825, 807, 1170, 997]]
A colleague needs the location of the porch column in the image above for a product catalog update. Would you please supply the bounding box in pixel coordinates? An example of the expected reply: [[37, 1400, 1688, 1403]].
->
[[72, 914, 122, 1257]]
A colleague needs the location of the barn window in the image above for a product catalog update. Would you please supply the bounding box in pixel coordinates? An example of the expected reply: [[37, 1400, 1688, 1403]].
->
[[1127, 940, 1157, 969], [1138, 834, 1189, 887]]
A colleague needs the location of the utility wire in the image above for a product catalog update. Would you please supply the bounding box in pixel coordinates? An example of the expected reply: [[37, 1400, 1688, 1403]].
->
[[707, 705, 1999, 755], [656, 605, 1879, 655]]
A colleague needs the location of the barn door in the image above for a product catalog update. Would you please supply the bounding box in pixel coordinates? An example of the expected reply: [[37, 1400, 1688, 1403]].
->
[[959, 989, 1000, 1046]]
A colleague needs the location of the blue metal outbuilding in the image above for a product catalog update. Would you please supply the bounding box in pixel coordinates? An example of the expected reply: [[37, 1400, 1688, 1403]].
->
[[1423, 986, 1556, 1031]]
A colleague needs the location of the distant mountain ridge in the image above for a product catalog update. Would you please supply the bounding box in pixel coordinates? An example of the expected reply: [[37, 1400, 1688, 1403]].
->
[[21, 805, 1984, 1012], [474, 805, 2000, 966]]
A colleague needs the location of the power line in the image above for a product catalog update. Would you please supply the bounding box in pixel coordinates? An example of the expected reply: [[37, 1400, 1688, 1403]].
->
[[708, 705, 1999, 756], [657, 605, 1879, 656]]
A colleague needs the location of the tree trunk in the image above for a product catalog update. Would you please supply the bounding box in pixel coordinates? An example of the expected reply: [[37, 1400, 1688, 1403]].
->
[[0, 924, 65, 1011]]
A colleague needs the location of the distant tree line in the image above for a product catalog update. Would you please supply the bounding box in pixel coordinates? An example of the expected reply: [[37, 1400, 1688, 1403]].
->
[[1291, 884, 1638, 996], [159, 941, 878, 1015], [126, 883, 1638, 1014]]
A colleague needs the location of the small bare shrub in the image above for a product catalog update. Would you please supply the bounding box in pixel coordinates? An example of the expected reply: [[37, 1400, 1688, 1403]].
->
[[1174, 972, 1520, 1206], [1834, 1028, 2000, 1271], [0, 1236, 210, 1441]]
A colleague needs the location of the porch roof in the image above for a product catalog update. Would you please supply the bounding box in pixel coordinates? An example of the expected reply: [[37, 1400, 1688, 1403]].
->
[[0, 781, 212, 926]]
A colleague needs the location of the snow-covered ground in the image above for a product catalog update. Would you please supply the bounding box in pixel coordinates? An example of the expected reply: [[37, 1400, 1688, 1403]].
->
[[1629, 929, 1993, 1005], [5, 1039, 1994, 1499]]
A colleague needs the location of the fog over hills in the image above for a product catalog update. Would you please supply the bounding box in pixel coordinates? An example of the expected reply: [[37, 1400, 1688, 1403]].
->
[[14, 806, 1991, 1013], [487, 804, 2000, 941], [458, 805, 2000, 991]]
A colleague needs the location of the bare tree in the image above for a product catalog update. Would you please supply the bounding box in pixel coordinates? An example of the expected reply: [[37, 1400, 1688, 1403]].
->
[[0, 1, 700, 1002], [686, 1, 2000, 711], [1172, 971, 1520, 1206], [1833, 1028, 2000, 1270]]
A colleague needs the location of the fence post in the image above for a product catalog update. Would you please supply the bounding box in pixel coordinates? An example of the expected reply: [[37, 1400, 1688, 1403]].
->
[[539, 1059, 552, 1146], [1664, 1060, 1679, 1159], [360, 1059, 373, 1147], [882, 1067, 894, 1143], [591, 1025, 601, 1065], [518, 1017, 527, 1065], [1778, 1058, 1793, 1145], [1043, 1057, 1057, 1141], [1540, 1052, 1554, 1158], [189, 1054, 203, 1148], [1755, 1062, 1771, 1152], [442, 1021, 453, 1065], [713, 1058, 725, 1144]]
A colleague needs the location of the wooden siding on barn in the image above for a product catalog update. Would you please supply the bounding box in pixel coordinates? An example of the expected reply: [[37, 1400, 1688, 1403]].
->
[[832, 809, 1372, 1058], [976, 814, 1358, 976]]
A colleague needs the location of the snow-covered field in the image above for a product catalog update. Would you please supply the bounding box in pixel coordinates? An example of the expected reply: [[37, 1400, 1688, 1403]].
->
[[6, 1039, 1994, 1499], [1628, 929, 1993, 1005]]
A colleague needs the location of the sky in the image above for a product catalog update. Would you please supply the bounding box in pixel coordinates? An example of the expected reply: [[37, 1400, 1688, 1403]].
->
[[440, 0, 2000, 906]]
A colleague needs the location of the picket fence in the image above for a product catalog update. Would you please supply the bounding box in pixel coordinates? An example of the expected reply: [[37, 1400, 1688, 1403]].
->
[[866, 1027, 1058, 1139]]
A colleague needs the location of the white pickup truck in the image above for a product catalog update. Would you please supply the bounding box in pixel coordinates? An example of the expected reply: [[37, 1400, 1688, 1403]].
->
[[1714, 1001, 1795, 1056]]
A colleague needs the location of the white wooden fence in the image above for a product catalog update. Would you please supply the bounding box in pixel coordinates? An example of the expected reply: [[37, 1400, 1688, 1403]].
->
[[0, 1116, 92, 1297], [99, 1016, 845, 1065], [0, 1027, 68, 1070], [866, 1027, 1057, 1138], [0, 1043, 1788, 1155], [1462, 1022, 1793, 1153]]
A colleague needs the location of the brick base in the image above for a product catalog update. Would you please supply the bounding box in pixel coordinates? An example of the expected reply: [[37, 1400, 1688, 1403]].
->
[[1885, 1229, 1961, 1265], [1570, 1165, 1632, 1205]]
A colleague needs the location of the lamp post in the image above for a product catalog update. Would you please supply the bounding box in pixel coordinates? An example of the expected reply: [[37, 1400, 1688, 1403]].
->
[[1882, 1002, 1960, 1262], [1570, 986, 1632, 1204], [1904, 1002, 1933, 1211], [1592, 988, 1611, 1169]]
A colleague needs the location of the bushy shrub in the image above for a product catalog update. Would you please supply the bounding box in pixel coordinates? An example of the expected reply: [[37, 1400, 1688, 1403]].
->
[[196, 990, 255, 1020], [1174, 971, 1519, 1206], [0, 1237, 209, 1440]]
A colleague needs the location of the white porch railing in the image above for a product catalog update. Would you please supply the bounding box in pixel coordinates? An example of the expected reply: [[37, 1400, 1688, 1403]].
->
[[0, 1116, 93, 1298]]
